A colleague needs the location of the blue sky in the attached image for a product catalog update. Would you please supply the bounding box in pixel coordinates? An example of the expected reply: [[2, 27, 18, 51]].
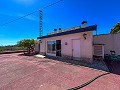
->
[[0, 0, 120, 46]]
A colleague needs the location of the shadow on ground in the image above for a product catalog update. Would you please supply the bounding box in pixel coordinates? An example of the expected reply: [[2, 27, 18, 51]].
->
[[18, 53, 35, 57], [45, 56, 109, 72], [104, 61, 120, 75]]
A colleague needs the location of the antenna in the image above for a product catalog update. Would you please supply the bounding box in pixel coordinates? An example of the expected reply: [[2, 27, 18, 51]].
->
[[39, 0, 63, 37], [39, 10, 43, 37]]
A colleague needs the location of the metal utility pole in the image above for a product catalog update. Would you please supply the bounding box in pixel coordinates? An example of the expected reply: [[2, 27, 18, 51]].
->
[[39, 0, 63, 37], [39, 10, 43, 37]]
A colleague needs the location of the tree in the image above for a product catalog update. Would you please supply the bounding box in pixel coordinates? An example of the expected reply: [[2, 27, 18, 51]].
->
[[17, 39, 35, 54], [110, 22, 120, 34]]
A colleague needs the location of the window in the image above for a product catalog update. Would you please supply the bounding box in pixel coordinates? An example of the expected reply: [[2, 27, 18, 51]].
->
[[47, 41, 56, 54]]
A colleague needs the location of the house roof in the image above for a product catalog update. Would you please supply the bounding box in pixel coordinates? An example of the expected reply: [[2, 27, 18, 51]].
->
[[37, 25, 97, 39]]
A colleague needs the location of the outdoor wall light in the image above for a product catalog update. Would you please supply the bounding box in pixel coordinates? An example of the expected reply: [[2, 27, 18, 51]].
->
[[83, 33, 87, 40], [65, 42, 68, 45]]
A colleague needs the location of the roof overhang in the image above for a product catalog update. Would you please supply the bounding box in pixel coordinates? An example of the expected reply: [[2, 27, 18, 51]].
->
[[93, 44, 105, 45], [37, 25, 97, 39]]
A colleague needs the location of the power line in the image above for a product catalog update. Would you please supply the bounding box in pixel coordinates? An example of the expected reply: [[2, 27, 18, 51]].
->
[[39, 0, 63, 37], [42, 0, 63, 10], [0, 0, 63, 27], [0, 10, 39, 27]]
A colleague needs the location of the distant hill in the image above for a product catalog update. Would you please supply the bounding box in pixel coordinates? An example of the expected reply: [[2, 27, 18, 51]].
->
[[0, 45, 26, 52]]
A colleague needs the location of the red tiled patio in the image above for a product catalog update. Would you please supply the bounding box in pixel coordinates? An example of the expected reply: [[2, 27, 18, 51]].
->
[[0, 53, 120, 90]]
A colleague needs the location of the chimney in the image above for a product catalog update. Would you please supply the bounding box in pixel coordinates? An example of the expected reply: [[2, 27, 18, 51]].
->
[[59, 28, 61, 30], [58, 28, 62, 33], [54, 29, 57, 34], [81, 21, 87, 28]]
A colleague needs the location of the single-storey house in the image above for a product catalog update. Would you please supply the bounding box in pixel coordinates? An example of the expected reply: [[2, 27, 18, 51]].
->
[[37, 21, 97, 63]]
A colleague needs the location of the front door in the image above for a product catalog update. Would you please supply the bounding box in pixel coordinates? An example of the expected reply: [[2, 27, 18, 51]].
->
[[72, 40, 80, 58], [56, 40, 61, 56]]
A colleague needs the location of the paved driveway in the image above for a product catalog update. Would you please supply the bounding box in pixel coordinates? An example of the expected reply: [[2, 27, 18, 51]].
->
[[0, 53, 120, 90]]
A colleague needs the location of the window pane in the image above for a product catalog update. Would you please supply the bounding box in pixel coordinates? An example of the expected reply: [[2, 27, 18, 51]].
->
[[47, 41, 56, 54]]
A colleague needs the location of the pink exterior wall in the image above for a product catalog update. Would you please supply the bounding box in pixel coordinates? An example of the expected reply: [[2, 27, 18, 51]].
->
[[40, 31, 93, 62], [114, 33, 120, 55], [35, 42, 39, 53], [94, 33, 120, 55]]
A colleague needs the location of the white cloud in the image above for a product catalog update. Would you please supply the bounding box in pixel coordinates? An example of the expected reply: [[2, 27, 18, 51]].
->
[[0, 10, 38, 22], [0, 39, 18, 46]]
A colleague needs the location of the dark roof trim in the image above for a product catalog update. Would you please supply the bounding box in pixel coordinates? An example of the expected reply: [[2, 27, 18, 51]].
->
[[93, 44, 105, 45], [37, 25, 97, 39]]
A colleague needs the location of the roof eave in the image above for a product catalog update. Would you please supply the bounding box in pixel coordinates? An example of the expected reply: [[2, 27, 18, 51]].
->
[[37, 25, 97, 39]]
